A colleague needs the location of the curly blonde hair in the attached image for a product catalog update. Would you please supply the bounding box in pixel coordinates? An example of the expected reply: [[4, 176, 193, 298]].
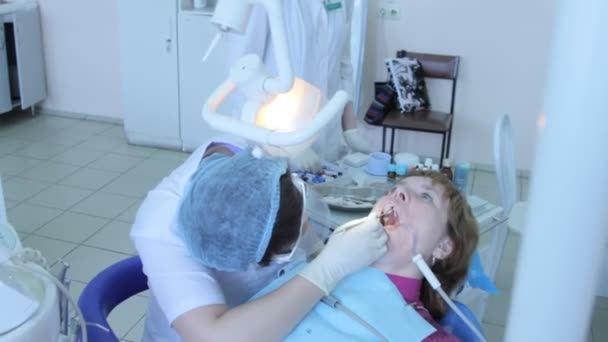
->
[[406, 170, 480, 320]]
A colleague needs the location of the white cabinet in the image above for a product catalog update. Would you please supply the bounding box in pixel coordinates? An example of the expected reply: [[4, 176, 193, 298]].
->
[[118, 0, 225, 151], [0, 2, 47, 115], [118, 0, 181, 149]]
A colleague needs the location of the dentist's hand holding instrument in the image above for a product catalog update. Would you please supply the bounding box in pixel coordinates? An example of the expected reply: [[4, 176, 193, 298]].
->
[[299, 214, 388, 294]]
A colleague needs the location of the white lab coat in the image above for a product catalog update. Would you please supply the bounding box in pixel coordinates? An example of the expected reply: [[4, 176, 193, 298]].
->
[[224, 0, 354, 162], [130, 135, 299, 341]]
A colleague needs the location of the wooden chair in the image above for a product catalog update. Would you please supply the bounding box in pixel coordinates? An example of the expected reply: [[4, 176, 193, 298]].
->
[[381, 52, 460, 166]]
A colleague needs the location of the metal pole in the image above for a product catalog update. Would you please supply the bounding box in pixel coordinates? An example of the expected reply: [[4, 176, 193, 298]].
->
[[505, 0, 608, 340]]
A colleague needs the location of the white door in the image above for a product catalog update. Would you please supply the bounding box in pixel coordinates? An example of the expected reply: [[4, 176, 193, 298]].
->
[[13, 6, 47, 109], [178, 13, 228, 151], [118, 0, 181, 149], [0, 22, 12, 113]]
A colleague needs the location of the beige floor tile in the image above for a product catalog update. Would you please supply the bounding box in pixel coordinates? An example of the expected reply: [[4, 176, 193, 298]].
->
[[21, 161, 79, 183], [88, 153, 145, 173], [27, 184, 94, 210], [494, 259, 516, 291], [115, 200, 143, 224], [149, 149, 190, 162], [67, 280, 87, 305], [84, 220, 136, 255], [5, 199, 19, 209], [59, 167, 122, 191], [482, 322, 505, 342], [483, 290, 511, 326], [124, 316, 145, 342], [98, 125, 127, 139], [77, 135, 127, 152], [71, 192, 138, 219], [40, 129, 92, 147], [0, 155, 42, 175], [108, 295, 148, 339], [7, 202, 63, 233], [596, 296, 608, 310], [6, 123, 66, 142], [592, 308, 608, 341], [21, 235, 79, 265], [502, 232, 521, 262], [2, 177, 51, 201], [52, 146, 108, 166], [62, 245, 130, 283], [111, 144, 158, 158], [13, 142, 71, 160], [70, 121, 115, 135], [35, 211, 109, 243], [101, 172, 164, 198], [0, 136, 32, 154]]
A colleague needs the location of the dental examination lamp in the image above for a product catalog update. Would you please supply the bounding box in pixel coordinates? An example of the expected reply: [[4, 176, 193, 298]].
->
[[202, 0, 350, 158]]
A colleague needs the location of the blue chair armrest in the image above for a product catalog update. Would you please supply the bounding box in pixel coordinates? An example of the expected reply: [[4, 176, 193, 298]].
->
[[78, 255, 149, 342]]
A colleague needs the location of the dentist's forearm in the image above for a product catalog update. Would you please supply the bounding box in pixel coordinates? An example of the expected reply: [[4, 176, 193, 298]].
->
[[174, 276, 323, 342]]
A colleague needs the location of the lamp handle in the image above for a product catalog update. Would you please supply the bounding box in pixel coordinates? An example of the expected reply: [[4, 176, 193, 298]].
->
[[203, 81, 350, 147]]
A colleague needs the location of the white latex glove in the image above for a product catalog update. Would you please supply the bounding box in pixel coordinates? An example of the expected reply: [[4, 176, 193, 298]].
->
[[299, 215, 388, 294], [344, 128, 375, 154], [288, 148, 323, 173]]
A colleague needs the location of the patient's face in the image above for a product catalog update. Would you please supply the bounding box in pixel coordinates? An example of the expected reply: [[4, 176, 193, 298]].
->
[[374, 177, 450, 267]]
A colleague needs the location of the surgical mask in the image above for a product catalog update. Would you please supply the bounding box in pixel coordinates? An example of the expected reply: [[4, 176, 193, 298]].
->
[[271, 176, 308, 263]]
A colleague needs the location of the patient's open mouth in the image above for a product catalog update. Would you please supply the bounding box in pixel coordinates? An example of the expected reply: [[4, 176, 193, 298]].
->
[[380, 206, 399, 230]]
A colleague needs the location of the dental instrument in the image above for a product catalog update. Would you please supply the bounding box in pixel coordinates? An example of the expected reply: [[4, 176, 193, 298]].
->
[[203, 0, 350, 158], [320, 295, 389, 342]]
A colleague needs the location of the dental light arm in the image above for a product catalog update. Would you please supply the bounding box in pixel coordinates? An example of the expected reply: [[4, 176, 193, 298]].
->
[[203, 0, 350, 156], [210, 0, 293, 94], [203, 79, 350, 148]]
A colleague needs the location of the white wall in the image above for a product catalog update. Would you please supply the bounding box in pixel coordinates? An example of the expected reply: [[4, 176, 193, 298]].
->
[[358, 0, 556, 171], [37, 0, 122, 119], [34, 0, 554, 170]]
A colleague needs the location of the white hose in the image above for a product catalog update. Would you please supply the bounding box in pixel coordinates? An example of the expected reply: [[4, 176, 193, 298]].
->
[[7, 248, 88, 342], [321, 295, 388, 341], [437, 288, 486, 342], [412, 254, 486, 342]]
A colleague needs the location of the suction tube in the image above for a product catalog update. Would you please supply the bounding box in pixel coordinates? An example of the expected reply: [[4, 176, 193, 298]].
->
[[412, 254, 487, 342]]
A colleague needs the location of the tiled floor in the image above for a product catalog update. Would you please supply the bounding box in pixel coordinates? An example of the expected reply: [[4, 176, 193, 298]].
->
[[0, 112, 605, 341], [1, 112, 189, 342]]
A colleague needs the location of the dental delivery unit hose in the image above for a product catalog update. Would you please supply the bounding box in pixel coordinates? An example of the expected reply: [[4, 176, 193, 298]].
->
[[412, 254, 487, 342], [321, 295, 389, 341]]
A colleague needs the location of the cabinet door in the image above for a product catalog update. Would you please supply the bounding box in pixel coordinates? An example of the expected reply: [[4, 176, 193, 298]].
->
[[13, 6, 47, 109], [178, 14, 228, 151], [0, 22, 12, 113], [118, 0, 180, 148]]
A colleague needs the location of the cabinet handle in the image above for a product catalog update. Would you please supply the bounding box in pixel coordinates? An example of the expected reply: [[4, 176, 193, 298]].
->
[[166, 38, 172, 53]]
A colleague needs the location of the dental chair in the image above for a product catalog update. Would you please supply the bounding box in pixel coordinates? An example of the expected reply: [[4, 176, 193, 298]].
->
[[79, 256, 484, 341], [78, 255, 148, 342]]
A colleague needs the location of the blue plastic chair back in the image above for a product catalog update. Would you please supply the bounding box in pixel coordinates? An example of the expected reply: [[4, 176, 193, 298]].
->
[[78, 255, 149, 342], [439, 301, 485, 342]]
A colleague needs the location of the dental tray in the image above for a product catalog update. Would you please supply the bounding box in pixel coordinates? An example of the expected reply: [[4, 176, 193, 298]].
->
[[314, 185, 388, 212]]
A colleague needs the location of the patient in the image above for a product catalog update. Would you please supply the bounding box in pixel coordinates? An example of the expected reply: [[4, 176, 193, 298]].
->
[[372, 170, 480, 340], [253, 170, 480, 341]]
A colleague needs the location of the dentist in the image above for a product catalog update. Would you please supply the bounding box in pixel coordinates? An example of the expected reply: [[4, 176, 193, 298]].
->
[[130, 137, 387, 342]]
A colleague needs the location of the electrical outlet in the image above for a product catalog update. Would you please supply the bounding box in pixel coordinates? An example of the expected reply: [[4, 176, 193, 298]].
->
[[377, 0, 401, 21]]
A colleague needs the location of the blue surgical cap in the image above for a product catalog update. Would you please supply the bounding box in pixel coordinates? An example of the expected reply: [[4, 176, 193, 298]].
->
[[178, 150, 288, 271]]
